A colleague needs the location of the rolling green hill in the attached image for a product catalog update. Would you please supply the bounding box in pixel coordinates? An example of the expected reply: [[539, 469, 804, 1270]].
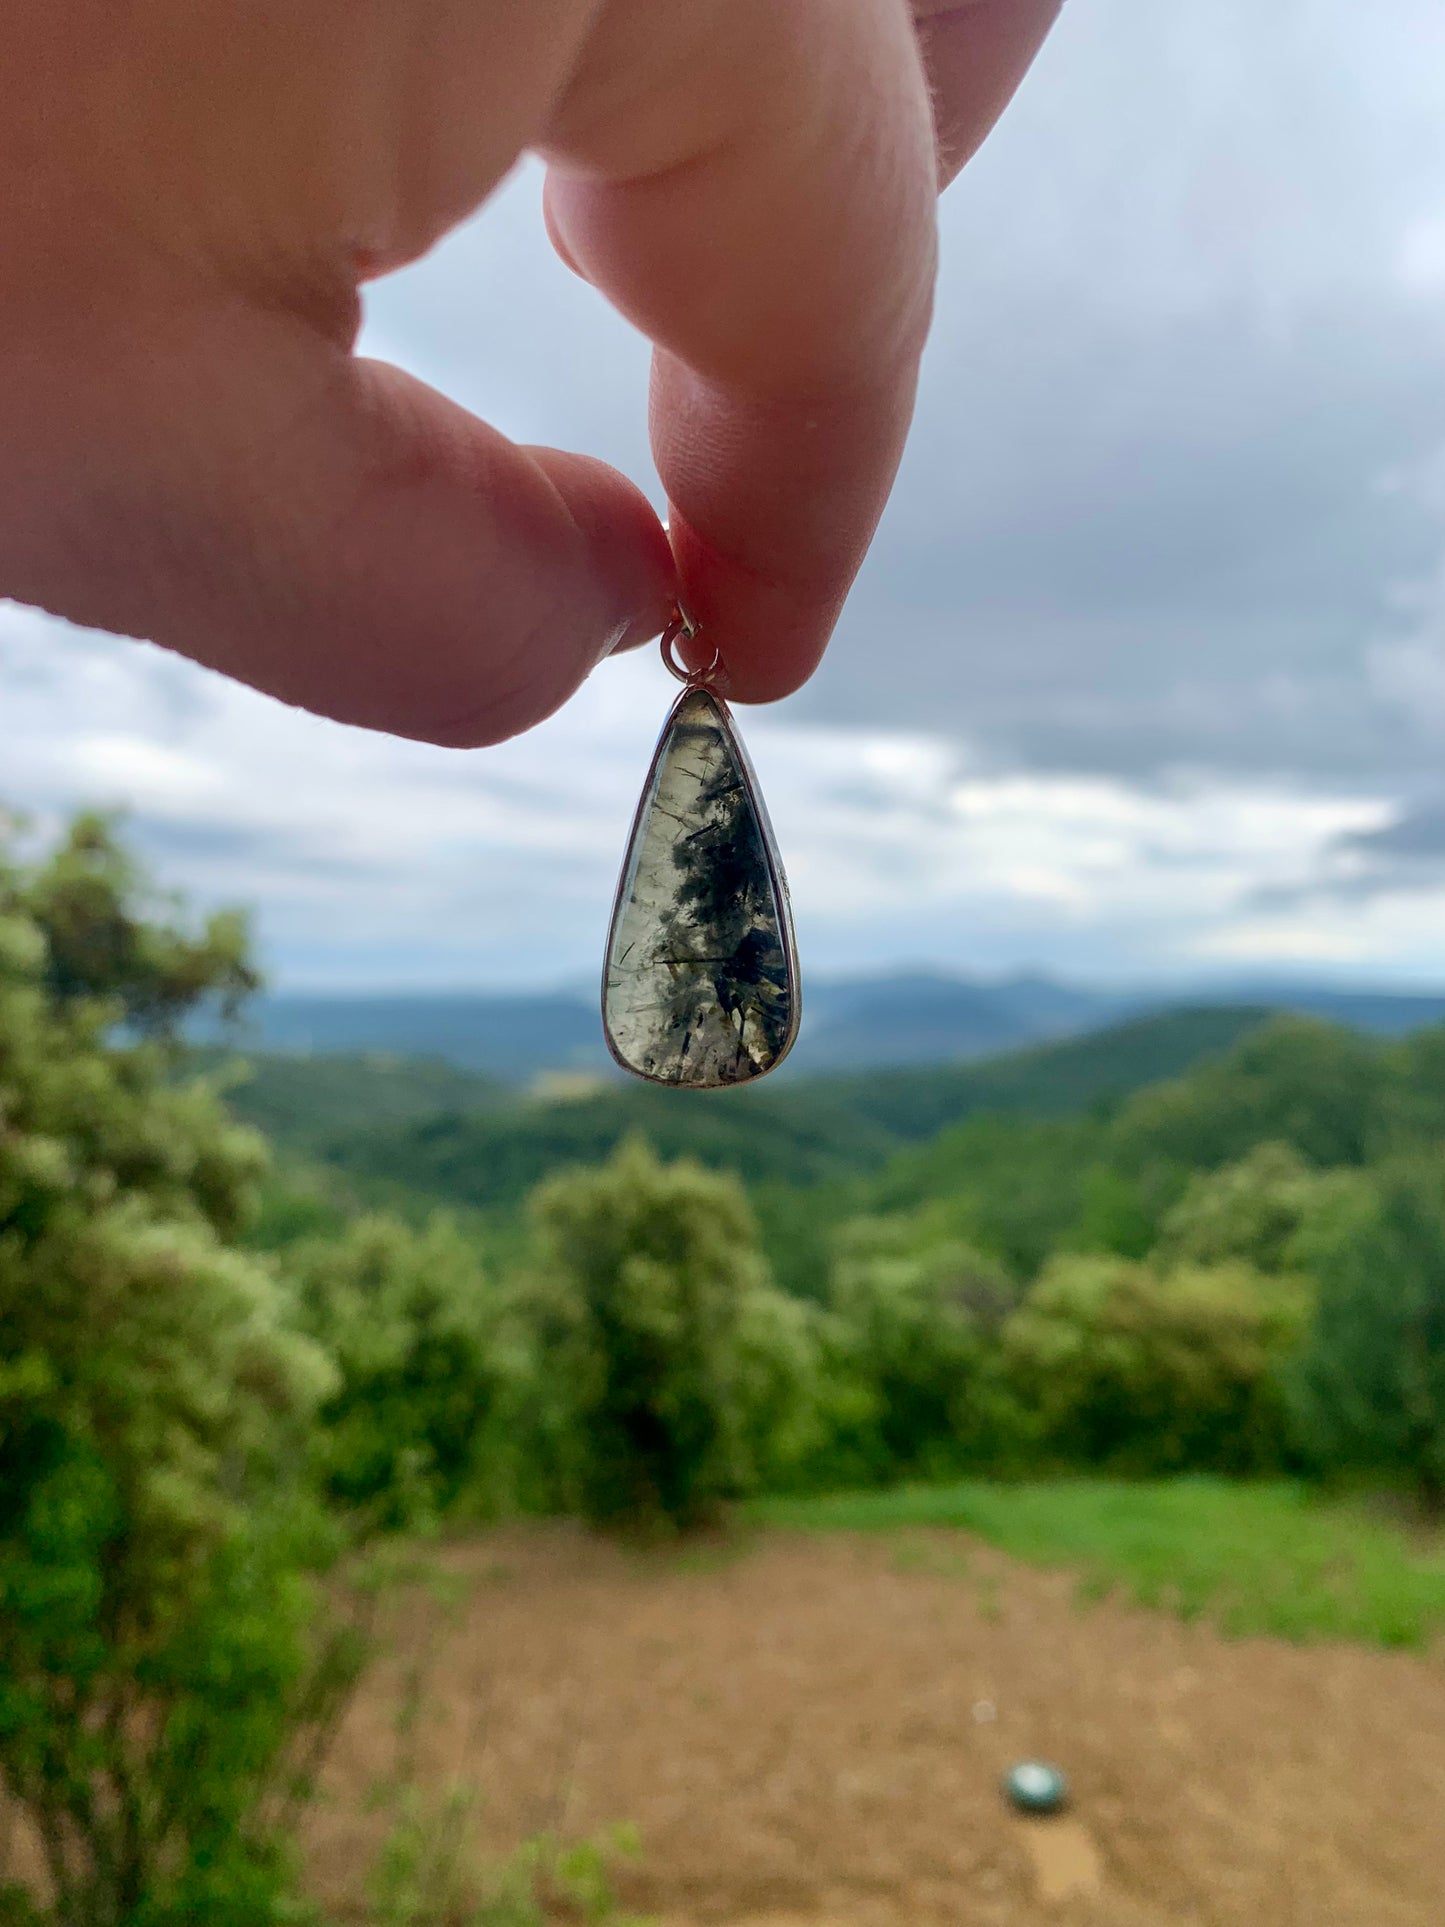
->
[[222, 1004, 1277, 1217], [787, 1003, 1274, 1142], [206, 1049, 509, 1151]]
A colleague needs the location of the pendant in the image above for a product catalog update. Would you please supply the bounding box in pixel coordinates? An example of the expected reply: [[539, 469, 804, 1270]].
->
[[602, 614, 800, 1088]]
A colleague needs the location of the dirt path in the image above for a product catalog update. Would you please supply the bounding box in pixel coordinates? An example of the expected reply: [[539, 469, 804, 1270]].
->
[[309, 1523, 1445, 1926]]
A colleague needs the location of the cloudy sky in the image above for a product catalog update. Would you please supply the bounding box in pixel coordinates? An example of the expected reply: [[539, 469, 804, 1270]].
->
[[6, 0, 1445, 990]]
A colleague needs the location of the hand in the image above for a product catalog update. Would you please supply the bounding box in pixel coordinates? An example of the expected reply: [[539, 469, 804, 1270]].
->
[[0, 1, 1058, 744]]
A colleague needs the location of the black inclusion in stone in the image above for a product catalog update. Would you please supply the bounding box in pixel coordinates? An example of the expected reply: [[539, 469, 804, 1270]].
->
[[603, 687, 799, 1087]]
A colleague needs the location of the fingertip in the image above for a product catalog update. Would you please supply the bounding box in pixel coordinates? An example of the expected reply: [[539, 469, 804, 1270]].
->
[[294, 372, 681, 744], [651, 347, 911, 707], [525, 443, 677, 648], [541, 173, 590, 283], [666, 506, 839, 705], [916, 0, 1064, 188]]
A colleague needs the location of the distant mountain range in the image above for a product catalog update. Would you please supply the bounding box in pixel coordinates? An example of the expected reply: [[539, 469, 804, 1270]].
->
[[219, 971, 1445, 1085]]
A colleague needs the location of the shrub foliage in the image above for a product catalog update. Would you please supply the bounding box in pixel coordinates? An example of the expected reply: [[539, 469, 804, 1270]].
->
[[13, 810, 1445, 1915], [0, 818, 358, 1925]]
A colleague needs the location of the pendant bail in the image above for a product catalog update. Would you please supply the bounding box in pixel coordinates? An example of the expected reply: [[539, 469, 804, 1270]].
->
[[660, 606, 723, 688]]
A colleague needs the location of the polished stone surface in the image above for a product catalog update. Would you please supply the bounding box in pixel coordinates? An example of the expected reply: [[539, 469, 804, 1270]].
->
[[604, 687, 798, 1087]]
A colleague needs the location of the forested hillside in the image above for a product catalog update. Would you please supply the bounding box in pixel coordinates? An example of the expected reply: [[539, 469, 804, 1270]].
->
[[10, 813, 1445, 1921], [223, 1003, 1273, 1212]]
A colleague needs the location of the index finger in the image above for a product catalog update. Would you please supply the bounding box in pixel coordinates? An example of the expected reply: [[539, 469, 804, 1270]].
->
[[542, 0, 1057, 700]]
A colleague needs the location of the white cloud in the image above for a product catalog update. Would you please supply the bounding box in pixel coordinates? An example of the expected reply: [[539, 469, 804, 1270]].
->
[[1195, 888, 1445, 972], [1, 601, 1420, 989]]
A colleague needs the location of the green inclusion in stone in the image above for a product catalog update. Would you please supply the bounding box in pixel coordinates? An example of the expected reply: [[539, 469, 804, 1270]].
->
[[603, 686, 799, 1088]]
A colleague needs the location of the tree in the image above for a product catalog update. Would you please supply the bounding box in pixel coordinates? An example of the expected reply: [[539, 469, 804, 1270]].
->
[[0, 816, 357, 1925], [1377, 1022, 1445, 1150], [868, 1116, 1109, 1281], [728, 1284, 828, 1495], [821, 1218, 1020, 1481], [291, 1213, 532, 1526], [530, 1138, 805, 1531], [1001, 1254, 1306, 1474], [1154, 1141, 1333, 1273], [1289, 1159, 1445, 1510], [1108, 1016, 1386, 1179], [13, 810, 258, 1035]]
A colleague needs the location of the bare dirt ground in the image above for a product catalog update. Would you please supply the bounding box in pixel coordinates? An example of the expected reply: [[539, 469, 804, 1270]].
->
[[307, 1522, 1445, 1927]]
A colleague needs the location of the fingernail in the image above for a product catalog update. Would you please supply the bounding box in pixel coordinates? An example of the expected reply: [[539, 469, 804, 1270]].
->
[[593, 618, 633, 667]]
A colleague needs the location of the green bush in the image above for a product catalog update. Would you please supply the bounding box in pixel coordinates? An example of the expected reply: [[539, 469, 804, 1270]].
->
[[0, 817, 361, 1926], [1377, 1021, 1445, 1150], [1289, 1158, 1445, 1509], [291, 1213, 532, 1528], [868, 1116, 1110, 1280], [1001, 1253, 1307, 1474], [1108, 1016, 1385, 1179], [1154, 1141, 1334, 1273], [817, 1219, 1022, 1482], [530, 1138, 811, 1531], [727, 1283, 829, 1494]]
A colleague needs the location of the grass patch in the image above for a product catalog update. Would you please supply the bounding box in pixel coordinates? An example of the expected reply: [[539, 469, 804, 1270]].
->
[[750, 1478, 1445, 1649]]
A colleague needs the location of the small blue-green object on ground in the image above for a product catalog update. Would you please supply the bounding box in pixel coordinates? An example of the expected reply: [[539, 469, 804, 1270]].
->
[[1003, 1761, 1069, 1815]]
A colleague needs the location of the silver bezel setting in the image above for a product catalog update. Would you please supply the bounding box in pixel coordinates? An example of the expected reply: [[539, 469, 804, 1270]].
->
[[601, 684, 801, 1088]]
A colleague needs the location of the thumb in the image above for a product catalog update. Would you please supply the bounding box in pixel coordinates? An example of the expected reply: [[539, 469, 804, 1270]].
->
[[2, 295, 676, 746]]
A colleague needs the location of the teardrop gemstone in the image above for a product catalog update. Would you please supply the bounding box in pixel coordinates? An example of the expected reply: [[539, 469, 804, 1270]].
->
[[603, 686, 799, 1087]]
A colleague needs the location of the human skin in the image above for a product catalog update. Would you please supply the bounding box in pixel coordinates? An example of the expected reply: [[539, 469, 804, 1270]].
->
[[0, 1, 1059, 746]]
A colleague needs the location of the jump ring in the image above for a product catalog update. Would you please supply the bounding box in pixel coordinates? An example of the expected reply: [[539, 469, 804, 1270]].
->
[[660, 609, 722, 688]]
